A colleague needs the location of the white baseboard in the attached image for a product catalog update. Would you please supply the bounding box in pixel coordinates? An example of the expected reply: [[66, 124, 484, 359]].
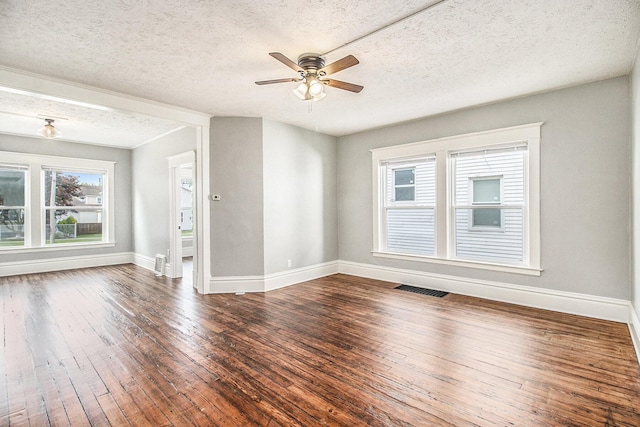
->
[[207, 259, 629, 323], [208, 261, 339, 294], [182, 246, 194, 257], [209, 275, 265, 294], [0, 252, 134, 277], [265, 261, 339, 291], [630, 304, 640, 364], [338, 260, 630, 323], [132, 253, 155, 271]]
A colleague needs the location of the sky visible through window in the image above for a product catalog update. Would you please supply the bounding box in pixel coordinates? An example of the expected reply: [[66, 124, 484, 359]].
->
[[60, 172, 102, 186]]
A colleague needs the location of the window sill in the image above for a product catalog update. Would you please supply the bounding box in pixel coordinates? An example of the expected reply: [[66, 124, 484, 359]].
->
[[0, 242, 116, 255], [371, 251, 542, 276]]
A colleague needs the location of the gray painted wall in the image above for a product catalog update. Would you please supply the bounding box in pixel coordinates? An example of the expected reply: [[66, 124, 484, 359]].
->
[[338, 77, 631, 299], [210, 117, 265, 276], [632, 52, 639, 317], [263, 119, 338, 274], [209, 117, 338, 278], [131, 126, 196, 260], [0, 134, 132, 262]]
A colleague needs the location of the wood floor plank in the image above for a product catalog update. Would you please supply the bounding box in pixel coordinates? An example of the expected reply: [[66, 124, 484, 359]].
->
[[2, 265, 640, 426]]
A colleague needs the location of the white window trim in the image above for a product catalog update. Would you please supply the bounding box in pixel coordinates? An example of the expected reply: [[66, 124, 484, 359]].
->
[[0, 151, 115, 252], [371, 122, 542, 276]]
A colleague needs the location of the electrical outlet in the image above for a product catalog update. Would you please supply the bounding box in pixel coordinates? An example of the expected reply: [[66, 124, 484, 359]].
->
[[287, 259, 292, 268]]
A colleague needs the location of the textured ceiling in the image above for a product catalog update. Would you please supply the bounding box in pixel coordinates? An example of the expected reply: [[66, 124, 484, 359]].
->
[[0, 89, 185, 148], [0, 0, 639, 147]]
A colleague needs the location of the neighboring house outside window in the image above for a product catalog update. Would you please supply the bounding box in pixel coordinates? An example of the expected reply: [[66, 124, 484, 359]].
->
[[384, 159, 436, 256], [0, 151, 115, 250], [469, 177, 503, 229], [371, 123, 541, 275], [393, 167, 416, 201], [451, 148, 525, 264]]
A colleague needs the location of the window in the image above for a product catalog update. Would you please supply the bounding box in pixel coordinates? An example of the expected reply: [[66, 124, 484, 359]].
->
[[0, 151, 115, 251], [43, 169, 106, 245], [452, 148, 526, 264], [384, 159, 436, 256], [372, 123, 541, 275], [393, 168, 416, 201], [470, 177, 502, 228], [0, 166, 27, 247]]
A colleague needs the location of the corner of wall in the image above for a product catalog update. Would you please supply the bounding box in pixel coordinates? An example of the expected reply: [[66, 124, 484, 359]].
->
[[630, 304, 640, 366], [207, 261, 339, 294]]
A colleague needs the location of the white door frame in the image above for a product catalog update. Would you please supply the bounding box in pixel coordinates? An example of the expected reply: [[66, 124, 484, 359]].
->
[[168, 151, 195, 282]]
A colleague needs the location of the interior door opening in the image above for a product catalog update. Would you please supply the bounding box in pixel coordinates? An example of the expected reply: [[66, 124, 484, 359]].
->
[[168, 151, 196, 287]]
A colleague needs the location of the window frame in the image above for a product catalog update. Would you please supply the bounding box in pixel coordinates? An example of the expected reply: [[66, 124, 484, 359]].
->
[[0, 151, 116, 253], [371, 123, 542, 276]]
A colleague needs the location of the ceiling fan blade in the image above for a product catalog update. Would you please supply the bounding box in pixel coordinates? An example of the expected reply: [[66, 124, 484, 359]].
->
[[319, 55, 359, 76], [324, 79, 364, 93], [255, 78, 300, 85], [269, 52, 303, 72]]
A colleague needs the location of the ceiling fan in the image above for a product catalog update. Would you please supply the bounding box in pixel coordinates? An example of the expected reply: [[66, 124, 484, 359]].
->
[[255, 52, 363, 101]]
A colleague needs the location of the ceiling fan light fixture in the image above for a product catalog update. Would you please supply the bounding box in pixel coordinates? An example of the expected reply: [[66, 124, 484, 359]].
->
[[311, 91, 326, 102], [308, 79, 324, 96], [37, 119, 62, 139], [293, 82, 308, 99], [293, 77, 326, 101]]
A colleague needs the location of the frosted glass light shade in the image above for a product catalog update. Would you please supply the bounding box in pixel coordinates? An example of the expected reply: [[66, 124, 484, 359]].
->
[[308, 79, 324, 96], [293, 82, 308, 100], [37, 119, 62, 139]]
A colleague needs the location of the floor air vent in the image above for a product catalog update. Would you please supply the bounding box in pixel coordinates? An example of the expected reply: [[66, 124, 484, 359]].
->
[[395, 284, 449, 298], [154, 254, 166, 277]]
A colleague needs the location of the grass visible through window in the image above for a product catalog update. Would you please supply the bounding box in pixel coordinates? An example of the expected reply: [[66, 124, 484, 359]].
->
[[48, 233, 103, 245]]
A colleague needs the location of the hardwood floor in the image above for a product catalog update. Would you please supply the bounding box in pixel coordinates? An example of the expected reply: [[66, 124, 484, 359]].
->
[[1, 265, 639, 426]]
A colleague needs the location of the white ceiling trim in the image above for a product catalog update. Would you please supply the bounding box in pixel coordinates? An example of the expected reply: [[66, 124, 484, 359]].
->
[[133, 125, 187, 150], [0, 66, 211, 127]]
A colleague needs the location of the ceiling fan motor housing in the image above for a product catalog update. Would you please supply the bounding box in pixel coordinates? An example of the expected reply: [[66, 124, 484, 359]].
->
[[297, 53, 326, 75]]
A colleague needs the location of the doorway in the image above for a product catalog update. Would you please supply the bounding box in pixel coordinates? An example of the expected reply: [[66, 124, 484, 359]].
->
[[168, 151, 196, 287]]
